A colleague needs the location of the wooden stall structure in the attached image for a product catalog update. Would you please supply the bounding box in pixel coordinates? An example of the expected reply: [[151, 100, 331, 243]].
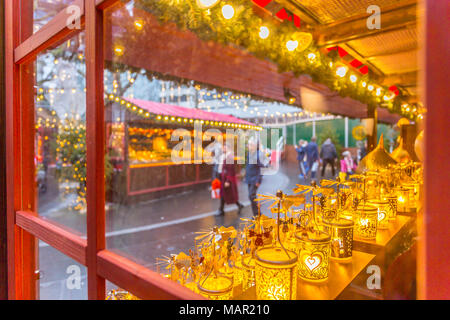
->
[[105, 95, 260, 202]]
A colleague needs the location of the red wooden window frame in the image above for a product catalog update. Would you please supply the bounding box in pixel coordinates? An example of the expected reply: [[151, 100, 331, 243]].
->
[[4, 0, 449, 300], [5, 0, 202, 300]]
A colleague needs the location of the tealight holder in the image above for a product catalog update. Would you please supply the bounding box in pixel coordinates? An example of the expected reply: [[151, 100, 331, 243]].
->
[[354, 204, 378, 240], [403, 182, 420, 208], [322, 217, 354, 262], [255, 246, 298, 300], [384, 194, 398, 221], [241, 254, 256, 291], [295, 230, 331, 282], [395, 186, 415, 213], [367, 199, 390, 230], [197, 275, 233, 300]]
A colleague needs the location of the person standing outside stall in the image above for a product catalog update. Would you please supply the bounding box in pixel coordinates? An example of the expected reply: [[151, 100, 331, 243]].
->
[[245, 138, 268, 216], [305, 136, 319, 179], [320, 138, 338, 177], [218, 143, 243, 216], [295, 139, 307, 179]]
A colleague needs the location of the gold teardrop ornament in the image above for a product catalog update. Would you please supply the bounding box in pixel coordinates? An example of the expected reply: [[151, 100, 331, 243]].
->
[[391, 137, 412, 163], [356, 134, 397, 173]]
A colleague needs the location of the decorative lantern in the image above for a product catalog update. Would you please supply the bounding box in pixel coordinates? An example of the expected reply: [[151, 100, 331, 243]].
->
[[395, 185, 416, 213], [403, 182, 420, 206], [384, 194, 397, 221], [197, 275, 233, 300], [295, 230, 331, 282], [322, 218, 354, 261], [254, 190, 298, 300], [241, 254, 256, 291], [255, 246, 298, 300], [354, 204, 378, 240], [367, 199, 390, 230]]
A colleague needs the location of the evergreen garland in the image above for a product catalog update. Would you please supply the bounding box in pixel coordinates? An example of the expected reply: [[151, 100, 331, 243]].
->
[[129, 0, 416, 120]]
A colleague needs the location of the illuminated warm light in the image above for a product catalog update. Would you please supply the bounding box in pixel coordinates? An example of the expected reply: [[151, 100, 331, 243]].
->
[[196, 0, 220, 9], [336, 66, 347, 77], [114, 45, 124, 56], [350, 74, 357, 83], [259, 26, 269, 39], [375, 87, 382, 96], [307, 53, 316, 61], [286, 40, 298, 51], [367, 84, 374, 91], [134, 19, 144, 31], [222, 5, 235, 19]]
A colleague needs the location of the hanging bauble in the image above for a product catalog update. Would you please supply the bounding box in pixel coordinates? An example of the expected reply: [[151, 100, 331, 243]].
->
[[391, 137, 412, 163], [356, 134, 397, 173], [397, 118, 410, 128], [414, 130, 424, 162]]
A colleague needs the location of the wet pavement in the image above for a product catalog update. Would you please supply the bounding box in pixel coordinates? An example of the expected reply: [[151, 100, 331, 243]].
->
[[38, 160, 337, 299]]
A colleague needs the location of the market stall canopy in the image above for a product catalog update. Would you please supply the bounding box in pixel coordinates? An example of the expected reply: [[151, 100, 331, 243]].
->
[[104, 1, 406, 124], [116, 96, 260, 129]]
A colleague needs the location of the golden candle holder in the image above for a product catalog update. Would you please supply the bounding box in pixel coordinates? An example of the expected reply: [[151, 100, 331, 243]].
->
[[383, 194, 398, 221], [241, 254, 256, 291], [367, 199, 390, 230], [322, 217, 354, 262], [255, 246, 298, 300], [354, 204, 378, 240], [295, 230, 331, 282], [403, 182, 420, 208], [197, 275, 233, 300], [395, 186, 416, 213]]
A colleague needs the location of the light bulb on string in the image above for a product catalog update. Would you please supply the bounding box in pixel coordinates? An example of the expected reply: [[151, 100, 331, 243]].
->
[[222, 5, 235, 19], [286, 40, 298, 51], [196, 0, 220, 9], [259, 26, 269, 39], [336, 66, 347, 78]]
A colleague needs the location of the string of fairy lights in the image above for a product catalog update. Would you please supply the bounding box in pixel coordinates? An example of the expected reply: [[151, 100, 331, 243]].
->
[[110, 0, 425, 121]]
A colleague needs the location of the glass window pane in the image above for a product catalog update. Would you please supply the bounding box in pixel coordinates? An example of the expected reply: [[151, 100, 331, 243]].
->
[[103, 0, 285, 273], [39, 240, 87, 300], [33, 0, 78, 33], [35, 32, 86, 235]]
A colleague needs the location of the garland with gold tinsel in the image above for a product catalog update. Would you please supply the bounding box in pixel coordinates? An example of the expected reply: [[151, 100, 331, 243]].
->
[[127, 0, 421, 120]]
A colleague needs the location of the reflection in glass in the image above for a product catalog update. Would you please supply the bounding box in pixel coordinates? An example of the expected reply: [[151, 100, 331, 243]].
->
[[39, 240, 87, 300], [35, 33, 86, 234], [33, 0, 77, 33]]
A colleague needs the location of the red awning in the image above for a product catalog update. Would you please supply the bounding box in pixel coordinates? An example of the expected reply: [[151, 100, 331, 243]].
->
[[125, 97, 255, 126]]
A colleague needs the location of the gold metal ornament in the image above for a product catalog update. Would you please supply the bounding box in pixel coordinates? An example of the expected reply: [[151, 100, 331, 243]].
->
[[367, 199, 390, 230], [356, 134, 397, 173], [295, 230, 331, 282], [391, 138, 412, 163], [354, 204, 378, 240]]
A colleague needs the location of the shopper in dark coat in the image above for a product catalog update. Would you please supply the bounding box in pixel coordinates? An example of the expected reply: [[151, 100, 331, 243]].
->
[[245, 139, 267, 216], [218, 145, 243, 215], [320, 138, 338, 177], [295, 139, 307, 178], [305, 136, 319, 179]]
